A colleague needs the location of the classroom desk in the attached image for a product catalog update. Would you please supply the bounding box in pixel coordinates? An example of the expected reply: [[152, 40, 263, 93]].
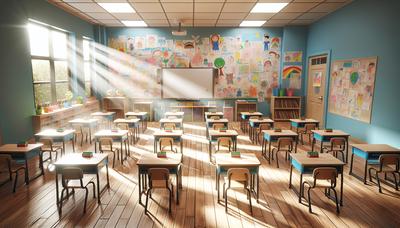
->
[[204, 112, 224, 120], [114, 118, 140, 144], [94, 130, 129, 165], [35, 129, 75, 154], [205, 118, 229, 138], [170, 105, 217, 122], [153, 130, 183, 154], [0, 144, 44, 185], [91, 112, 116, 128], [165, 112, 185, 119], [349, 144, 400, 184], [240, 112, 263, 133], [208, 130, 238, 162], [289, 119, 320, 134], [159, 118, 183, 130], [311, 130, 350, 163], [262, 130, 298, 163], [214, 153, 261, 202], [289, 153, 345, 206], [68, 118, 99, 144], [249, 118, 274, 144], [54, 153, 110, 213], [125, 112, 148, 132], [136, 153, 182, 205]]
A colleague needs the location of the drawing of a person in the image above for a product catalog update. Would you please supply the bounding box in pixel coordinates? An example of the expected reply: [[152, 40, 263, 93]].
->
[[210, 34, 220, 51], [264, 34, 270, 51]]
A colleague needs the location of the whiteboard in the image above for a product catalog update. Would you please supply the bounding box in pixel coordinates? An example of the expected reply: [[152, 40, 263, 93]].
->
[[162, 68, 214, 99]]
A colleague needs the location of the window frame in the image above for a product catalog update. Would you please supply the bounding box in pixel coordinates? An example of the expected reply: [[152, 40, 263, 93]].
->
[[29, 21, 71, 106], [83, 37, 94, 98]]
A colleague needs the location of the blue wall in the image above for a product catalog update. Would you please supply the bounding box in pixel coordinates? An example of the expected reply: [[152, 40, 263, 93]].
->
[[307, 0, 400, 147], [0, 0, 94, 143]]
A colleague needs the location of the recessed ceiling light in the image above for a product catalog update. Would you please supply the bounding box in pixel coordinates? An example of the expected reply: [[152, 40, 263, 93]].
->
[[251, 3, 288, 13], [98, 3, 135, 13], [121, 20, 147, 27], [240, 20, 266, 27]]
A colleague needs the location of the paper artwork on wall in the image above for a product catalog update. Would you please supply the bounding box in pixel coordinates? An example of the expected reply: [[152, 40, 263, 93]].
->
[[328, 56, 377, 123], [284, 51, 302, 63], [313, 71, 322, 87]]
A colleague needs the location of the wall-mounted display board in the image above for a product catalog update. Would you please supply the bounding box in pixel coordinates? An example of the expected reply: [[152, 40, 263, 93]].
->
[[328, 56, 377, 123], [108, 33, 281, 100]]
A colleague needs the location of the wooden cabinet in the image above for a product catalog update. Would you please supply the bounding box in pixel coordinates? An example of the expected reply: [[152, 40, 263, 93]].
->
[[235, 101, 258, 121], [103, 97, 128, 119], [32, 100, 99, 133], [270, 96, 301, 121]]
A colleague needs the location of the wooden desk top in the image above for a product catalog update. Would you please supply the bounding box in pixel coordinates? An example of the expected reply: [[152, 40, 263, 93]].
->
[[215, 153, 260, 167], [351, 144, 400, 153], [91, 112, 115, 116], [311, 130, 350, 136], [240, 112, 263, 116], [249, 118, 274, 123], [206, 118, 229, 123], [205, 112, 224, 116], [262, 129, 298, 136], [165, 112, 184, 116], [290, 119, 319, 123], [153, 130, 183, 137], [0, 144, 43, 153], [125, 112, 147, 116], [114, 118, 140, 124], [137, 153, 182, 166], [94, 130, 129, 137], [55, 153, 108, 167], [35, 129, 75, 137], [208, 130, 238, 137], [69, 118, 99, 124], [290, 153, 345, 166], [159, 118, 183, 123]]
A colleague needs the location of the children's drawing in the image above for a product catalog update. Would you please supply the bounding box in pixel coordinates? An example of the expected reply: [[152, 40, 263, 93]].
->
[[146, 35, 158, 48], [284, 51, 302, 63], [210, 34, 221, 51], [313, 71, 322, 87], [264, 34, 270, 51]]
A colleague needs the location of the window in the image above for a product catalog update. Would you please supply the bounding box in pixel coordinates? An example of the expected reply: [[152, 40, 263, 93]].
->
[[28, 22, 70, 106], [83, 38, 94, 97]]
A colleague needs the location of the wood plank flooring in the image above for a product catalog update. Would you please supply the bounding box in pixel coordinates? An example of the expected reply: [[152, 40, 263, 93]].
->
[[0, 122, 399, 228]]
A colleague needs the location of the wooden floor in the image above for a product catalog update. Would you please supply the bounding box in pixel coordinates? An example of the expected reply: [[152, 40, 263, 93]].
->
[[0, 122, 400, 228]]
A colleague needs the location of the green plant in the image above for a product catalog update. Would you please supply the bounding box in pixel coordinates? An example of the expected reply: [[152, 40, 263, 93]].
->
[[65, 90, 73, 101], [76, 96, 84, 104], [35, 104, 42, 115]]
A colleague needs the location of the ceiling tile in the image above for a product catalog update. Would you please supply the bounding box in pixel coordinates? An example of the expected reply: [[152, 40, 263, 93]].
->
[[309, 3, 347, 12], [160, 0, 192, 2], [68, 3, 107, 12], [281, 3, 319, 12], [219, 12, 248, 20], [225, 0, 257, 2], [140, 12, 167, 19], [94, 0, 128, 2], [258, 0, 291, 2], [112, 13, 142, 20], [166, 12, 193, 20], [85, 12, 115, 20], [145, 19, 170, 26], [194, 3, 223, 13], [297, 12, 326, 20], [194, 0, 224, 2], [194, 13, 219, 20], [132, 3, 163, 12], [292, 0, 324, 2], [245, 13, 275, 20], [63, 0, 93, 2], [128, 0, 159, 2], [267, 19, 292, 23], [272, 12, 302, 20], [194, 19, 216, 24], [222, 3, 255, 12], [55, 3, 80, 12], [290, 19, 314, 25], [170, 21, 193, 26], [97, 19, 121, 24], [162, 3, 193, 12], [216, 19, 242, 27]]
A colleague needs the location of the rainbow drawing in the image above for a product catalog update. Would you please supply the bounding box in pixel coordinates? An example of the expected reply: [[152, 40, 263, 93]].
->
[[282, 65, 302, 79]]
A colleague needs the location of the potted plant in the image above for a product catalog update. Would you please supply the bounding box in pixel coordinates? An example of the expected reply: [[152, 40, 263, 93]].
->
[[65, 90, 73, 107], [35, 104, 42, 115], [76, 96, 84, 104]]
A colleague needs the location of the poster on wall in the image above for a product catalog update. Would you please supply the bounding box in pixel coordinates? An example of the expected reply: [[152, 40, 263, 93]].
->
[[108, 32, 281, 99], [313, 71, 322, 87], [282, 65, 302, 89], [284, 51, 302, 63], [328, 56, 377, 123]]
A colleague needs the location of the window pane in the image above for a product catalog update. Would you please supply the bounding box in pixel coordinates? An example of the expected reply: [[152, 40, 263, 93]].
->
[[83, 39, 90, 61], [34, 84, 51, 105], [28, 23, 49, 57], [85, 82, 91, 97], [55, 61, 69, 81], [52, 30, 67, 58], [32, 59, 51, 82], [56, 82, 70, 101]]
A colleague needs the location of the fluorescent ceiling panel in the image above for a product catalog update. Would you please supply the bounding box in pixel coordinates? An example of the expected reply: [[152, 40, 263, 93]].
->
[[121, 20, 147, 27], [98, 3, 135, 13], [239, 20, 266, 27], [251, 3, 288, 13]]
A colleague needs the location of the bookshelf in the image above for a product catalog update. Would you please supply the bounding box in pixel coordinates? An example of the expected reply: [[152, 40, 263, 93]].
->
[[270, 96, 301, 121], [133, 101, 153, 121], [235, 100, 258, 121]]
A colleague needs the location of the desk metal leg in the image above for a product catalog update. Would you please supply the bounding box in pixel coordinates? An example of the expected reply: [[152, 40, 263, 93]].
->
[[154, 139, 157, 154], [340, 171, 344, 206], [345, 137, 349, 163], [209, 141, 212, 162], [294, 136, 298, 153], [24, 159, 29, 184], [56, 173, 60, 213], [96, 172, 101, 203], [261, 138, 265, 156], [363, 160, 368, 184], [138, 170, 142, 205], [71, 138, 75, 152], [268, 141, 272, 163], [299, 173, 303, 203], [217, 172, 220, 202], [349, 153, 354, 175], [180, 140, 183, 154], [106, 164, 110, 188], [256, 172, 259, 202], [62, 142, 66, 156], [176, 173, 179, 204], [311, 139, 315, 152], [289, 164, 293, 188]]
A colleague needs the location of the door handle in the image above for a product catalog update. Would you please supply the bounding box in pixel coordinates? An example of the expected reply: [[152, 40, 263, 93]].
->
[[318, 96, 323, 100]]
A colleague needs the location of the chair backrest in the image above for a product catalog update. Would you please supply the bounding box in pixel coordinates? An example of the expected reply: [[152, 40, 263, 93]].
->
[[167, 115, 178, 119], [313, 167, 337, 187], [40, 138, 54, 147], [99, 137, 113, 150], [163, 123, 176, 130], [159, 137, 174, 150], [227, 168, 250, 185], [379, 154, 400, 171], [148, 168, 169, 188], [212, 123, 225, 130], [258, 123, 271, 131], [116, 123, 129, 130], [277, 137, 293, 151], [71, 124, 83, 132], [304, 123, 317, 132], [127, 115, 137, 120], [217, 137, 232, 147], [61, 167, 84, 187], [209, 116, 220, 120], [249, 116, 259, 120], [330, 137, 346, 150]]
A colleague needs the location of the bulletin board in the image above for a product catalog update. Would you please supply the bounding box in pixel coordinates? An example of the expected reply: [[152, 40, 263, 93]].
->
[[328, 56, 377, 123]]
